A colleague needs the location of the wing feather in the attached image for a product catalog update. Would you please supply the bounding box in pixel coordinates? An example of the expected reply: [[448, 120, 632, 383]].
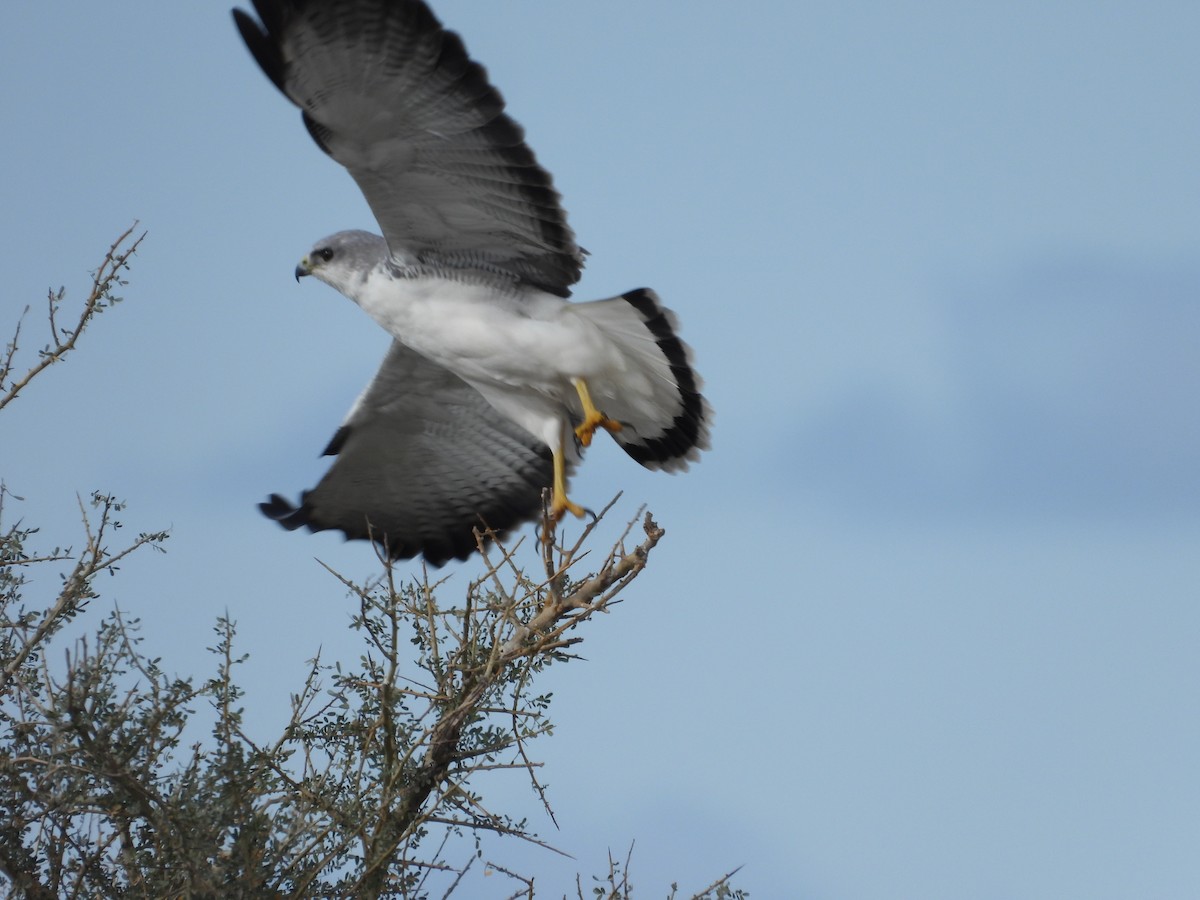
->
[[234, 0, 584, 295], [261, 340, 555, 565]]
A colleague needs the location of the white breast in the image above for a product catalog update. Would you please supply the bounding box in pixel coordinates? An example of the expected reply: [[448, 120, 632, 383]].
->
[[352, 269, 623, 395]]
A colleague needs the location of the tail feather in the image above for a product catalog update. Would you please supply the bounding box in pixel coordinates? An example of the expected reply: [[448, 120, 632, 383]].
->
[[574, 288, 711, 472]]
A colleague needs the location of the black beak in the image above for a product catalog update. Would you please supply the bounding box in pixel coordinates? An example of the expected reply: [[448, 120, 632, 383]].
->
[[294, 262, 310, 282]]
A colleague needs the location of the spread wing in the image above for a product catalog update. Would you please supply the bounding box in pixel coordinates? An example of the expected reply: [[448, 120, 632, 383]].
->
[[233, 0, 584, 296], [261, 340, 555, 565]]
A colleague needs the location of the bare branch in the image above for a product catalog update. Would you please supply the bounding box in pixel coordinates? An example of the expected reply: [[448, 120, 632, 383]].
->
[[1, 224, 145, 411]]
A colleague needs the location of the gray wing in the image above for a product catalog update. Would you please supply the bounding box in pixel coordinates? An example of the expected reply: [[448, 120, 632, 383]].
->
[[261, 340, 554, 565], [233, 0, 584, 296]]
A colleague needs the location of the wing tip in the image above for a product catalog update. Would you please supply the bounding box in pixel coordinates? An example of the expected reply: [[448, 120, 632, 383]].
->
[[259, 492, 309, 531], [232, 3, 287, 94]]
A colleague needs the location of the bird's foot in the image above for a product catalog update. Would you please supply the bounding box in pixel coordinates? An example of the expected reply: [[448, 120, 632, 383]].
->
[[549, 489, 588, 522], [571, 377, 623, 447], [573, 410, 623, 448]]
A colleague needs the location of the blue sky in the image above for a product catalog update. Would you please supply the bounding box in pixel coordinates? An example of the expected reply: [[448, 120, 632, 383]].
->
[[3, 1, 1199, 896]]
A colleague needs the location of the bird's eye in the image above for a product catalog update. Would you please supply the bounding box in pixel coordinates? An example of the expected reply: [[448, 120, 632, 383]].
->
[[318, 247, 334, 262]]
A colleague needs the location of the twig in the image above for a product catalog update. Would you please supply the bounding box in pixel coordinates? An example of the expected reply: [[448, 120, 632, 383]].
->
[[1, 224, 145, 411], [688, 864, 745, 900]]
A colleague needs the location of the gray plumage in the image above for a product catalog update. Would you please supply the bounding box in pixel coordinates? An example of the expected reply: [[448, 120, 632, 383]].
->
[[235, 0, 711, 564]]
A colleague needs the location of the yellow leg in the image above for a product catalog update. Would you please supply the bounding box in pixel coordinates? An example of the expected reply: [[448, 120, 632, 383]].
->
[[550, 446, 586, 521], [571, 378, 623, 447]]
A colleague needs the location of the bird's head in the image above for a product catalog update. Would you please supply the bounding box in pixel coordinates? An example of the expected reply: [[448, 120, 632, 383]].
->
[[295, 230, 389, 296]]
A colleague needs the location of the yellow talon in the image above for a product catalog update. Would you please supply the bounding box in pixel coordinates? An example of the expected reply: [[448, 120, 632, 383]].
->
[[549, 443, 586, 522], [550, 490, 587, 521], [571, 378, 623, 447]]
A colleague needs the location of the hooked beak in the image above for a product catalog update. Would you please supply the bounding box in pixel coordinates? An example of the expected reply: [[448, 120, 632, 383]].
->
[[294, 258, 311, 282]]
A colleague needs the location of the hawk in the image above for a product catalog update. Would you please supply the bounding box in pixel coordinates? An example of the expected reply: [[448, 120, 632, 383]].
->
[[234, 0, 711, 564]]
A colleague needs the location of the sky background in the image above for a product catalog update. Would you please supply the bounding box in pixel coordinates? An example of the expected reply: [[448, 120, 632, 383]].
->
[[3, 1, 1200, 896]]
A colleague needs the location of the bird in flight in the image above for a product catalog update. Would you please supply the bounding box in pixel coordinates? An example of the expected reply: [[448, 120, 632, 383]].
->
[[233, 0, 711, 565]]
